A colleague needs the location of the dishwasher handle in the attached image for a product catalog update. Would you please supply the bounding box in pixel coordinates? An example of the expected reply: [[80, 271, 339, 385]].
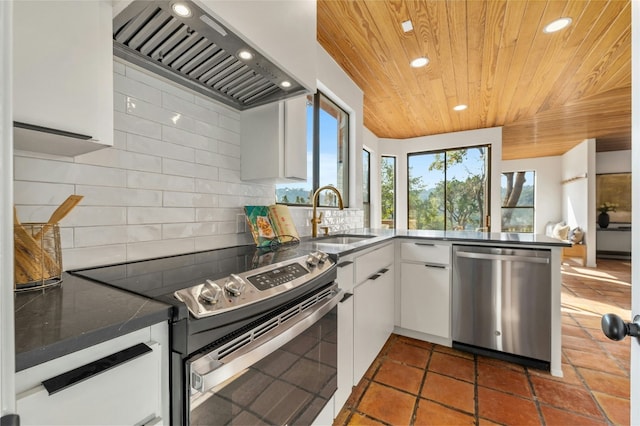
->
[[455, 251, 549, 264]]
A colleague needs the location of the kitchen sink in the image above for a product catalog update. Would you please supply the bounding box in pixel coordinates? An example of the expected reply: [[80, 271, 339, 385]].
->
[[314, 234, 377, 245]]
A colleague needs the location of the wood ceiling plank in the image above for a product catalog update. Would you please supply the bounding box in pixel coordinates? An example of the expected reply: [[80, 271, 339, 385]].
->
[[316, 0, 631, 159]]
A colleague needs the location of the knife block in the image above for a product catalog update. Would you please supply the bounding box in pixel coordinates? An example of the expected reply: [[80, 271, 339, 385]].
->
[[14, 223, 63, 292]]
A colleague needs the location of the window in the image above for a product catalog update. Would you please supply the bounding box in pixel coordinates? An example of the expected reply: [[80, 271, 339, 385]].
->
[[381, 156, 396, 229], [408, 146, 490, 231], [275, 92, 349, 207], [501, 171, 535, 232], [363, 149, 370, 227]]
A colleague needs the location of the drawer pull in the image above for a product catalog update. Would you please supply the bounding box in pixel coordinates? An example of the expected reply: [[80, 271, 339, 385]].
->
[[369, 274, 381, 281], [415, 242, 436, 247], [378, 268, 389, 274], [337, 261, 354, 268], [424, 264, 447, 269], [42, 343, 152, 395], [340, 292, 354, 303]]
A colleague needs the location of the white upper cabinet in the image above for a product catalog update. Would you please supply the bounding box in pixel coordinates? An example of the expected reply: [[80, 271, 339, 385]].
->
[[13, 0, 114, 156], [241, 96, 307, 183], [194, 0, 317, 92]]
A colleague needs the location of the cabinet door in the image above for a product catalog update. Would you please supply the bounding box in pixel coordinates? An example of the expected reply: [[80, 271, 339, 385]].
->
[[240, 97, 306, 182], [335, 293, 354, 412], [17, 342, 162, 425], [400, 262, 451, 338], [353, 265, 394, 383], [13, 0, 113, 154]]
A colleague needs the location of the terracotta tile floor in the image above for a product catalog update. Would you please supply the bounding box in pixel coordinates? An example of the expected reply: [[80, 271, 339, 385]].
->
[[334, 258, 631, 425]]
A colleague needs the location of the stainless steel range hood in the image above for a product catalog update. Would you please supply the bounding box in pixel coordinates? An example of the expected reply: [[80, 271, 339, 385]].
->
[[113, 0, 307, 110]]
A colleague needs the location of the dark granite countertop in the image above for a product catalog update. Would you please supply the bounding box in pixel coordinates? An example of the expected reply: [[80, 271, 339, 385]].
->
[[14, 272, 172, 372], [300, 228, 570, 256]]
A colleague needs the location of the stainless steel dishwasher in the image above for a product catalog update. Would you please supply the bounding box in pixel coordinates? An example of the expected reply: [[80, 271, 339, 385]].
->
[[452, 245, 551, 367]]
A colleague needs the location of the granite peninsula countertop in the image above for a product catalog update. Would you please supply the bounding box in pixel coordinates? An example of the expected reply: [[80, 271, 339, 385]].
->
[[14, 272, 171, 371]]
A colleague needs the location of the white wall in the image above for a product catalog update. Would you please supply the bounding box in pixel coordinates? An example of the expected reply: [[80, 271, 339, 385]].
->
[[364, 127, 380, 227], [597, 150, 632, 174], [378, 127, 503, 231], [502, 156, 563, 233], [561, 138, 596, 266]]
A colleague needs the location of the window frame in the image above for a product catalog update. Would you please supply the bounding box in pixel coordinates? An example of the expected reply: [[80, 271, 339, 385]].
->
[[363, 148, 371, 227], [381, 155, 396, 229], [500, 170, 536, 233]]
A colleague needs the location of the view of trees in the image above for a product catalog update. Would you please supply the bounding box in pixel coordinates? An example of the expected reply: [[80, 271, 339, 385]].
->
[[501, 171, 535, 232], [380, 157, 395, 228], [408, 147, 488, 231]]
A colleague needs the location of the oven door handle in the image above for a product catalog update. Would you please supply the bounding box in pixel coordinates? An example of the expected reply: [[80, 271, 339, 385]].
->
[[190, 287, 344, 393]]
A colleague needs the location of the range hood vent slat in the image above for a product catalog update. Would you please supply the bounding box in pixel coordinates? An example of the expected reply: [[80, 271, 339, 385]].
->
[[113, 0, 306, 110]]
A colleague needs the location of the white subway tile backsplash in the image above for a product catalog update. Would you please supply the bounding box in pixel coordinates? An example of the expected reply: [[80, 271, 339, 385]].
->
[[76, 148, 162, 173], [195, 121, 240, 145], [62, 206, 128, 227], [127, 133, 194, 162], [163, 192, 218, 208], [114, 73, 162, 105], [14, 182, 75, 205], [219, 114, 241, 133], [126, 238, 195, 262], [128, 207, 194, 224], [113, 60, 126, 75], [194, 96, 240, 119], [218, 141, 241, 157], [161, 223, 197, 239], [162, 126, 215, 151], [114, 111, 162, 139], [127, 96, 199, 132], [195, 207, 239, 222], [114, 92, 127, 113], [195, 164, 219, 181], [162, 92, 219, 124], [75, 185, 162, 207], [75, 224, 162, 247], [125, 64, 195, 102], [113, 130, 127, 149], [162, 158, 198, 178], [64, 245, 127, 270], [15, 157, 127, 187], [128, 170, 195, 192]]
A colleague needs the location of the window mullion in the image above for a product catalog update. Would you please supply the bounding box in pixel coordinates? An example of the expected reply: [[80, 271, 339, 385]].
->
[[312, 93, 321, 193]]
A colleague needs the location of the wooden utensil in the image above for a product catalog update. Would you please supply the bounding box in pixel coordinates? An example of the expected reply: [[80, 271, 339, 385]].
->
[[14, 206, 60, 285], [33, 195, 83, 240]]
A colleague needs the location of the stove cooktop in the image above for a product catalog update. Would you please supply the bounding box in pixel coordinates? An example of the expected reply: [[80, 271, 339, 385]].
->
[[69, 244, 309, 302]]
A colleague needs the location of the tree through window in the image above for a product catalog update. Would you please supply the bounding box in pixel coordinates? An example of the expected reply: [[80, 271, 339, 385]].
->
[[408, 146, 490, 231], [501, 171, 535, 232]]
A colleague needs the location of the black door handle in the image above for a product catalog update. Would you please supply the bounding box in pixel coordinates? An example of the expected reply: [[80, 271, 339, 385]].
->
[[601, 313, 640, 341]]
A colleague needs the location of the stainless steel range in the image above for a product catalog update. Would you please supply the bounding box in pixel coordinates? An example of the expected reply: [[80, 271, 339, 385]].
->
[[70, 244, 340, 425]]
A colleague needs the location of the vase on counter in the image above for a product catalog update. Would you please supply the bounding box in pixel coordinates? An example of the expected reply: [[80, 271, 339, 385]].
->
[[598, 212, 610, 229]]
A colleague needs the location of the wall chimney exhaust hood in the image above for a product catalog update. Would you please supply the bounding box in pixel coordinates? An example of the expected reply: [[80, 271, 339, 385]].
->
[[113, 0, 307, 110]]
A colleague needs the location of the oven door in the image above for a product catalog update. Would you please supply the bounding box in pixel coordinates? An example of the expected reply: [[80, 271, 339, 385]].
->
[[187, 284, 342, 425]]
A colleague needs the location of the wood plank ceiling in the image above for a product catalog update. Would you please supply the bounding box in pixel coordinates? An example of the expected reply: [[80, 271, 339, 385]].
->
[[317, 0, 631, 160]]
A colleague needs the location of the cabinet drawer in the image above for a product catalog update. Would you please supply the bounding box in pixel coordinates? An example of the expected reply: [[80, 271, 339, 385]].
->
[[355, 243, 394, 284], [336, 258, 355, 292], [401, 241, 451, 265], [17, 342, 161, 425]]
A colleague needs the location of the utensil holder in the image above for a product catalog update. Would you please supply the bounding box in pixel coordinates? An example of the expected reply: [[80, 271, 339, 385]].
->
[[14, 223, 63, 292]]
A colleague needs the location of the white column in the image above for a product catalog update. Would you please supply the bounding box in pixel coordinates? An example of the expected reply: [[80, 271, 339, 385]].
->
[[0, 0, 16, 422]]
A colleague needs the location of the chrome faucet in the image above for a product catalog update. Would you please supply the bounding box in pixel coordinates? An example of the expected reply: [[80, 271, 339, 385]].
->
[[311, 185, 344, 238]]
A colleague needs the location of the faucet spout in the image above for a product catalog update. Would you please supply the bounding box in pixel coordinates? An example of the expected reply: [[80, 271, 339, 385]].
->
[[311, 185, 344, 238]]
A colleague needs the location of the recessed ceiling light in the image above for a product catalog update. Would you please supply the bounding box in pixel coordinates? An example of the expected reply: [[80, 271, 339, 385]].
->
[[238, 50, 253, 60], [281, 81, 292, 88], [172, 3, 192, 18], [410, 57, 429, 68], [453, 104, 468, 111], [401, 20, 413, 33], [543, 17, 572, 33]]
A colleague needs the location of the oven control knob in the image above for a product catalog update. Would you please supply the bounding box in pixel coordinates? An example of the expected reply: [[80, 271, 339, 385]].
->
[[316, 251, 329, 264], [306, 253, 319, 268], [225, 274, 246, 297], [199, 280, 222, 305]]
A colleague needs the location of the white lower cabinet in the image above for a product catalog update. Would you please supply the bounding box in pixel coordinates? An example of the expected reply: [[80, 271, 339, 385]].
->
[[16, 323, 168, 425], [353, 261, 394, 383], [397, 240, 452, 342], [400, 262, 450, 338], [335, 257, 354, 411]]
